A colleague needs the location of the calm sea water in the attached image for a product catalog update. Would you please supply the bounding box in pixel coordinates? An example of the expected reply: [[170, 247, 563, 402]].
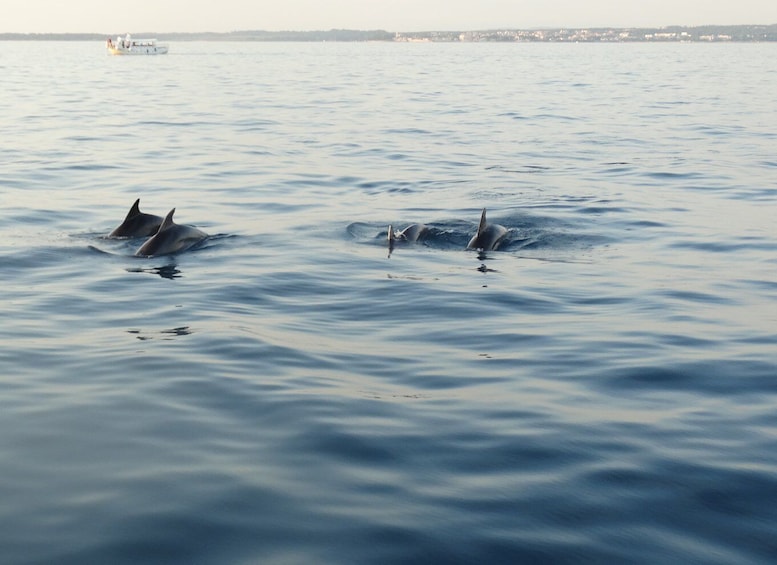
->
[[1, 40, 776, 564]]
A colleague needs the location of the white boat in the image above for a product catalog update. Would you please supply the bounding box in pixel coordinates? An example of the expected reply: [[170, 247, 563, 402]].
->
[[107, 34, 168, 55]]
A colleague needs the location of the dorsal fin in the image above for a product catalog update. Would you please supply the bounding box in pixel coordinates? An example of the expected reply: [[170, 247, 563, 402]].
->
[[125, 198, 141, 220], [159, 208, 176, 231], [388, 225, 395, 242], [477, 208, 488, 236]]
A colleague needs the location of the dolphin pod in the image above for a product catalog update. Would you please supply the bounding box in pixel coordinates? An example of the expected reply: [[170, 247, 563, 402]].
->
[[108, 200, 208, 257], [110, 201, 506, 258], [387, 208, 508, 252]]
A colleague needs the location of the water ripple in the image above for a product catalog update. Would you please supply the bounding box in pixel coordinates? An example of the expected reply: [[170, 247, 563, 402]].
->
[[1, 40, 776, 565]]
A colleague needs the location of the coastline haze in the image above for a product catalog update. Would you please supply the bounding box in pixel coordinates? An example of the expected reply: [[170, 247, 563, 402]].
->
[[4, 0, 777, 33]]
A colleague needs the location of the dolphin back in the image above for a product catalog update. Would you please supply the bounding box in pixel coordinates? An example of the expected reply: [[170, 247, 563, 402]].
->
[[109, 198, 163, 238], [388, 223, 429, 253], [399, 224, 428, 242], [135, 209, 207, 257], [467, 208, 508, 251]]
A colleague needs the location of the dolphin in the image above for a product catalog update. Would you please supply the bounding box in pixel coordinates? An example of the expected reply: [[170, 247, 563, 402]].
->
[[387, 223, 429, 255], [135, 209, 208, 257], [467, 208, 508, 251], [388, 223, 428, 245], [109, 198, 163, 238]]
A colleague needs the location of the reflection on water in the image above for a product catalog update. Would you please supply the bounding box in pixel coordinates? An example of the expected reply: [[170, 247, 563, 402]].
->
[[476, 262, 499, 273], [127, 263, 182, 279], [127, 326, 192, 340]]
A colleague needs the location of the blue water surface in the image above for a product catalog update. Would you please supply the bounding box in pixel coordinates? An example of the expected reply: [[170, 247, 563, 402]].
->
[[0, 40, 776, 564]]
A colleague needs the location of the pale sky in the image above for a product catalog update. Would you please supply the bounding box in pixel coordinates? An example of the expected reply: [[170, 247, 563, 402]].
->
[[5, 0, 777, 34]]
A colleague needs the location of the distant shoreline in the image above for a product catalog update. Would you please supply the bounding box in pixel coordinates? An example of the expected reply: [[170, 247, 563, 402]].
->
[[2, 25, 776, 42]]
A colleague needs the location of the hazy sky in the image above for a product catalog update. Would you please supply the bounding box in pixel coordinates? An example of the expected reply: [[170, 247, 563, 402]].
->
[[6, 0, 777, 33]]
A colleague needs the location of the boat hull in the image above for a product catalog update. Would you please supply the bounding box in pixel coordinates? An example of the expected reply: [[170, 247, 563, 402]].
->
[[106, 36, 168, 55], [107, 45, 168, 55]]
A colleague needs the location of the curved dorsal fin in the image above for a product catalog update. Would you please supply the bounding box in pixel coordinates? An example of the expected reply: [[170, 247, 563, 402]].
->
[[125, 198, 141, 220], [477, 208, 488, 236], [159, 208, 176, 231]]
